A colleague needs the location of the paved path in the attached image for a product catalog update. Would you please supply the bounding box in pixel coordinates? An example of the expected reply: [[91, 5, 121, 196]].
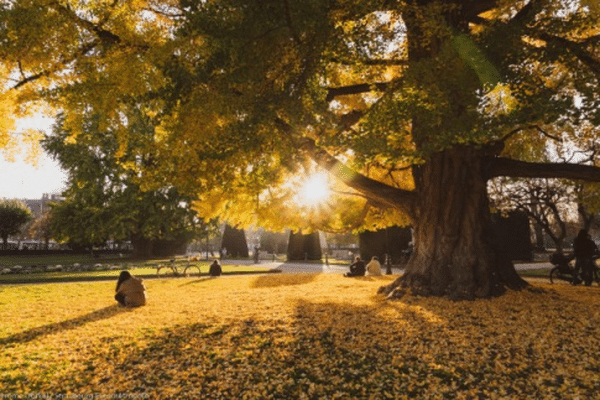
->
[[223, 259, 553, 274], [515, 262, 553, 270]]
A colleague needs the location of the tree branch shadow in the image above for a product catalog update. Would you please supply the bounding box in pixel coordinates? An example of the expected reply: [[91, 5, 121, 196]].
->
[[180, 277, 215, 286], [74, 298, 440, 397], [1, 304, 127, 346]]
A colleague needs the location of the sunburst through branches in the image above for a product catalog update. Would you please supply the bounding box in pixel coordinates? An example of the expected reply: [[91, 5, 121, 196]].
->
[[294, 172, 331, 208]]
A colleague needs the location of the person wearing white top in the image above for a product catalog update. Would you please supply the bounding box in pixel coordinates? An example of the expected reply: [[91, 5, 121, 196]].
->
[[366, 256, 383, 276]]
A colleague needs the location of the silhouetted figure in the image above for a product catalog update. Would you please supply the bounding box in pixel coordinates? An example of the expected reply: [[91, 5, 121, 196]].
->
[[344, 256, 366, 277], [254, 246, 260, 264], [209, 260, 222, 277], [115, 271, 146, 307], [573, 229, 598, 286]]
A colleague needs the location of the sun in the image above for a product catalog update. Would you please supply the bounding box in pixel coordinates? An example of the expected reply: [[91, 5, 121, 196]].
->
[[295, 172, 331, 207]]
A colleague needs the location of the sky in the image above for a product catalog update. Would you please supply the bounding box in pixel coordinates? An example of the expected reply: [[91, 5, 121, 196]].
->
[[0, 115, 67, 200]]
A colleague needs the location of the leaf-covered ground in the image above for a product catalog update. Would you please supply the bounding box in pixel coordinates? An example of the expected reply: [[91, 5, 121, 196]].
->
[[1, 274, 599, 399]]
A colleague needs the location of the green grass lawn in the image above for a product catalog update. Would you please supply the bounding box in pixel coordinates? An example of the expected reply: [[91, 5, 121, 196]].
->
[[0, 254, 279, 283], [0, 252, 556, 284], [0, 264, 278, 283], [1, 274, 599, 398], [518, 268, 552, 278], [0, 253, 121, 267]]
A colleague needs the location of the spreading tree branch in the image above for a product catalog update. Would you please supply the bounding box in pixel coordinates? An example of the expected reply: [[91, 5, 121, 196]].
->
[[488, 157, 600, 182], [535, 31, 600, 80], [326, 82, 391, 102], [10, 2, 152, 90], [52, 2, 122, 46], [499, 125, 562, 143], [300, 138, 417, 216], [274, 118, 416, 216], [12, 41, 98, 90], [327, 56, 409, 67]]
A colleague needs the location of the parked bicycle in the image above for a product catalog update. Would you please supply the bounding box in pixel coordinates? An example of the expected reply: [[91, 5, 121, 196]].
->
[[548, 252, 600, 285]]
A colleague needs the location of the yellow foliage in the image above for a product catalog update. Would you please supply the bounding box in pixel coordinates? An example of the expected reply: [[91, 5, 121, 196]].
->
[[17, 129, 44, 166], [481, 83, 519, 116], [2, 275, 599, 398], [0, 91, 17, 150]]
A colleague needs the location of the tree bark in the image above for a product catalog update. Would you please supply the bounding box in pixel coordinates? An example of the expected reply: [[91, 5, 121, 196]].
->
[[378, 147, 528, 299]]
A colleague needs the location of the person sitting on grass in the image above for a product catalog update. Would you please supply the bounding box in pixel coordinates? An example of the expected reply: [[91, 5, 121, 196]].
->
[[344, 256, 366, 277], [366, 256, 383, 276], [115, 271, 146, 307], [209, 260, 222, 277]]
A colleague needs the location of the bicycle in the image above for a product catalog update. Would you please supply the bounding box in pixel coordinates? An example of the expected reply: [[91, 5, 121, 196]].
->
[[156, 258, 203, 277], [549, 252, 600, 285]]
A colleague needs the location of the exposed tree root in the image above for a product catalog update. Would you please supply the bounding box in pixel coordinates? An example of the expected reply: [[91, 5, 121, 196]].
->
[[378, 266, 530, 301]]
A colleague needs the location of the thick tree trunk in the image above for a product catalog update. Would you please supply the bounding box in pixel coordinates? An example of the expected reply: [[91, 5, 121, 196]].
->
[[131, 235, 154, 259], [379, 147, 528, 300]]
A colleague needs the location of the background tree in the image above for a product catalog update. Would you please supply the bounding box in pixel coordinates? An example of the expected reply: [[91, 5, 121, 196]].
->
[[574, 182, 600, 233], [287, 231, 322, 261], [44, 114, 202, 257], [221, 225, 249, 258], [187, 218, 222, 259], [2, 1, 600, 298], [359, 227, 413, 265], [27, 210, 54, 250], [260, 230, 289, 255], [0, 199, 32, 246], [551, 121, 600, 235], [489, 178, 576, 253]]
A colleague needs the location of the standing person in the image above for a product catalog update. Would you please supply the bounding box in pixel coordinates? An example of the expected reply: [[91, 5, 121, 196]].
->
[[254, 246, 260, 264], [209, 259, 222, 277], [115, 271, 146, 307], [344, 256, 366, 277], [366, 256, 383, 276], [573, 229, 598, 286]]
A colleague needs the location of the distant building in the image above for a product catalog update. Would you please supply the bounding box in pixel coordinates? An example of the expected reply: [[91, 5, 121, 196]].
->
[[1, 194, 64, 250], [20, 193, 63, 217]]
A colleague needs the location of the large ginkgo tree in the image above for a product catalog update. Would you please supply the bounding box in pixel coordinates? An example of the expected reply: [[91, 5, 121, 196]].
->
[[2, 0, 600, 298]]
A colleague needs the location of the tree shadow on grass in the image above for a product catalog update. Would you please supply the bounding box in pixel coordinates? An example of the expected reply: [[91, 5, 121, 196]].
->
[[179, 277, 215, 286], [12, 286, 600, 398], [0, 304, 128, 347], [54, 298, 442, 398], [250, 273, 318, 288]]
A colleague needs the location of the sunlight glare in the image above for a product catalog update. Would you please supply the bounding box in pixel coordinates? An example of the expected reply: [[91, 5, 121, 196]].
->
[[295, 173, 331, 207]]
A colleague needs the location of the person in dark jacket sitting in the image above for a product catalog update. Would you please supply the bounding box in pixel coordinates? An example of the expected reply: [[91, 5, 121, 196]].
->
[[209, 260, 222, 277], [344, 256, 366, 277]]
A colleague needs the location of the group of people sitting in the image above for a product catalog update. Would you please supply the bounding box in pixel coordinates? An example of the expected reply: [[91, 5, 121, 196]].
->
[[114, 259, 223, 308], [115, 254, 388, 307], [344, 255, 383, 277]]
